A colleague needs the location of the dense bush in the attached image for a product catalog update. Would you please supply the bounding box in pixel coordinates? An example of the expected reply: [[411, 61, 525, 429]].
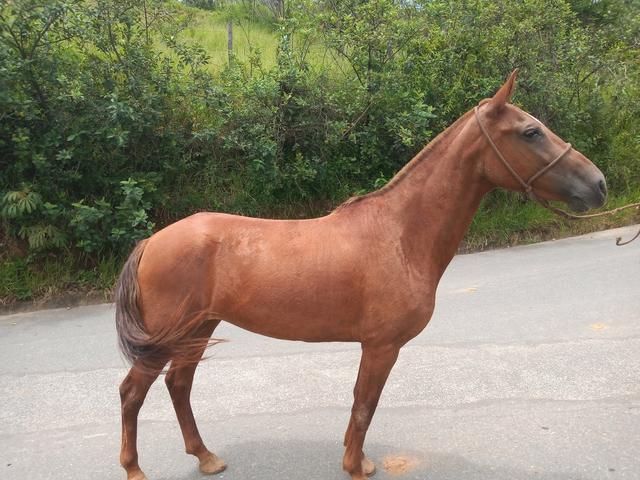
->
[[1, 0, 638, 262], [0, 0, 206, 254]]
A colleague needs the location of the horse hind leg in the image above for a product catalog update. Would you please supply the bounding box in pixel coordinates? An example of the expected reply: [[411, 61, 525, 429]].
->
[[165, 320, 227, 475], [119, 358, 168, 480]]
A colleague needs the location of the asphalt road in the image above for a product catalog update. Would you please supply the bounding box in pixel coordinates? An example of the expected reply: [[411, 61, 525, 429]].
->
[[1, 225, 639, 480]]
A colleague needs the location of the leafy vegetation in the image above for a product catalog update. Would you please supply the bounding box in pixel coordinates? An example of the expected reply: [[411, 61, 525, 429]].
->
[[1, 0, 639, 305]]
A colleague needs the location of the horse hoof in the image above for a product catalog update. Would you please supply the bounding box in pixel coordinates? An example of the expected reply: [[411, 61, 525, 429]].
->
[[128, 470, 148, 480], [199, 453, 227, 475], [362, 456, 376, 476]]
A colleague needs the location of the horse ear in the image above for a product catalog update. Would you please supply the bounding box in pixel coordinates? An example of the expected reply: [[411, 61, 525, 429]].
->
[[486, 68, 519, 115]]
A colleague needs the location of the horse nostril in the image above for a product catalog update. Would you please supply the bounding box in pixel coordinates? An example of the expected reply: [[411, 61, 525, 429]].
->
[[598, 179, 607, 196]]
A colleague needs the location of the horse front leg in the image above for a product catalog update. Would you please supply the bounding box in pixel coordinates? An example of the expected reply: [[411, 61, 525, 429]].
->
[[343, 344, 400, 480]]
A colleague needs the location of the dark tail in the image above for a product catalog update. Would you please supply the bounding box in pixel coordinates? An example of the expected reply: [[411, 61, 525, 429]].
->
[[115, 239, 224, 371], [115, 239, 157, 367]]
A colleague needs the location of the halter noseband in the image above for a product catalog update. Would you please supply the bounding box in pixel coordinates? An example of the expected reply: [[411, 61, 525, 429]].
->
[[474, 104, 572, 202]]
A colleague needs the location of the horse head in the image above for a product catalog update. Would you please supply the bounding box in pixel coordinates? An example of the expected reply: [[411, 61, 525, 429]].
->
[[475, 69, 606, 212]]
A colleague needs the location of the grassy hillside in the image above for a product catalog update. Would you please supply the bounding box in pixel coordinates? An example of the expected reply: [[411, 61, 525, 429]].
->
[[164, 3, 337, 72], [175, 5, 280, 69]]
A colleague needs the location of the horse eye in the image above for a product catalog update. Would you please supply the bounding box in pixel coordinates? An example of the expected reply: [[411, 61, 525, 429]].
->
[[524, 128, 543, 139]]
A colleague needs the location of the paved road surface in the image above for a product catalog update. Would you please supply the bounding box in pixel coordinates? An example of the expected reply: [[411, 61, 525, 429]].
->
[[1, 225, 639, 480]]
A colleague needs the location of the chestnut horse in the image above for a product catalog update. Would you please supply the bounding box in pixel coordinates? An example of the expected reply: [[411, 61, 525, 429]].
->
[[116, 71, 606, 480]]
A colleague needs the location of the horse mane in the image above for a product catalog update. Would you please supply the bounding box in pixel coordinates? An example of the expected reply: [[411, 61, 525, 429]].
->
[[333, 107, 477, 213]]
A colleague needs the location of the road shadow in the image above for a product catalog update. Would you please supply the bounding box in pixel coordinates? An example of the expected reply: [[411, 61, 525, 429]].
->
[[155, 438, 595, 480]]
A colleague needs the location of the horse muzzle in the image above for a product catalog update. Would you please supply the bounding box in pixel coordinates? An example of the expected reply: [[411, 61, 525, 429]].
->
[[567, 176, 607, 213]]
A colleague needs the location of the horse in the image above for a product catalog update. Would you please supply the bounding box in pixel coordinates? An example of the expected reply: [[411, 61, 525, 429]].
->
[[115, 70, 607, 480]]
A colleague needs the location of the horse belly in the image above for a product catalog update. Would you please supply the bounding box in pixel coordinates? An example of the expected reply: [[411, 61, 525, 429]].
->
[[213, 254, 364, 342], [226, 312, 355, 342], [220, 282, 361, 342]]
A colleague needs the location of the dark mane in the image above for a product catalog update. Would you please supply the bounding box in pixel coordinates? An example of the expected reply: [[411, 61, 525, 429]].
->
[[333, 108, 476, 212]]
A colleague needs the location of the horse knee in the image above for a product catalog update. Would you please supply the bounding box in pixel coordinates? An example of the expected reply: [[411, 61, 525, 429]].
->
[[164, 370, 177, 389], [120, 377, 144, 413], [351, 405, 372, 430], [165, 369, 193, 403], [165, 369, 186, 390]]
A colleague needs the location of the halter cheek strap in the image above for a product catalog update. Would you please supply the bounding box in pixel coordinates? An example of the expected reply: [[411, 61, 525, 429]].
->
[[473, 105, 572, 200]]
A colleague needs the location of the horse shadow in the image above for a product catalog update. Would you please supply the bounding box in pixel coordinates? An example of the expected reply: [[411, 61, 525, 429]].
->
[[154, 438, 594, 480]]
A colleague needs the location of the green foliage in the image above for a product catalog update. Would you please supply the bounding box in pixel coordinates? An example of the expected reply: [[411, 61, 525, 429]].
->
[[1, 258, 33, 301], [2, 189, 42, 218], [0, 0, 203, 254], [183, 0, 220, 11], [69, 179, 155, 254], [0, 253, 121, 303], [0, 0, 639, 304]]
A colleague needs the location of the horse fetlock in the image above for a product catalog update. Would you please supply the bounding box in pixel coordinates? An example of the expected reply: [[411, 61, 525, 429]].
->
[[342, 457, 361, 476], [343, 456, 363, 478], [120, 451, 138, 471], [184, 440, 207, 457]]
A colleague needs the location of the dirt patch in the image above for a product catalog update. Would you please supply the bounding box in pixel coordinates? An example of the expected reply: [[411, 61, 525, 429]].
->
[[589, 322, 608, 331], [382, 455, 422, 476]]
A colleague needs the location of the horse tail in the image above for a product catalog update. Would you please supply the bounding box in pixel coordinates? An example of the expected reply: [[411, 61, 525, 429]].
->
[[115, 238, 225, 371], [115, 239, 155, 367]]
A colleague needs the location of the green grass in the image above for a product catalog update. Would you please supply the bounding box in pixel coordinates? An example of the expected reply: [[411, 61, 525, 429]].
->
[[154, 3, 280, 71], [182, 9, 279, 69], [464, 190, 640, 252], [159, 3, 338, 73], [0, 253, 121, 307]]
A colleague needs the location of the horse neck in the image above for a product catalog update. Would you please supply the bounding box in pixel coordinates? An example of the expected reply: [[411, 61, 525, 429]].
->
[[380, 111, 493, 280]]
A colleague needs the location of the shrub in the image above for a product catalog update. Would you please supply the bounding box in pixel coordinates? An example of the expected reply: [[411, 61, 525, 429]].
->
[[0, 0, 638, 264]]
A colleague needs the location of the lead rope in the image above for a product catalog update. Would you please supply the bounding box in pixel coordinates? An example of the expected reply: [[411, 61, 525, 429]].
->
[[474, 105, 640, 246]]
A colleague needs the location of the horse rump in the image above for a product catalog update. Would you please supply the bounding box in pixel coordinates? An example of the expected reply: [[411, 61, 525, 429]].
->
[[115, 239, 222, 372]]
